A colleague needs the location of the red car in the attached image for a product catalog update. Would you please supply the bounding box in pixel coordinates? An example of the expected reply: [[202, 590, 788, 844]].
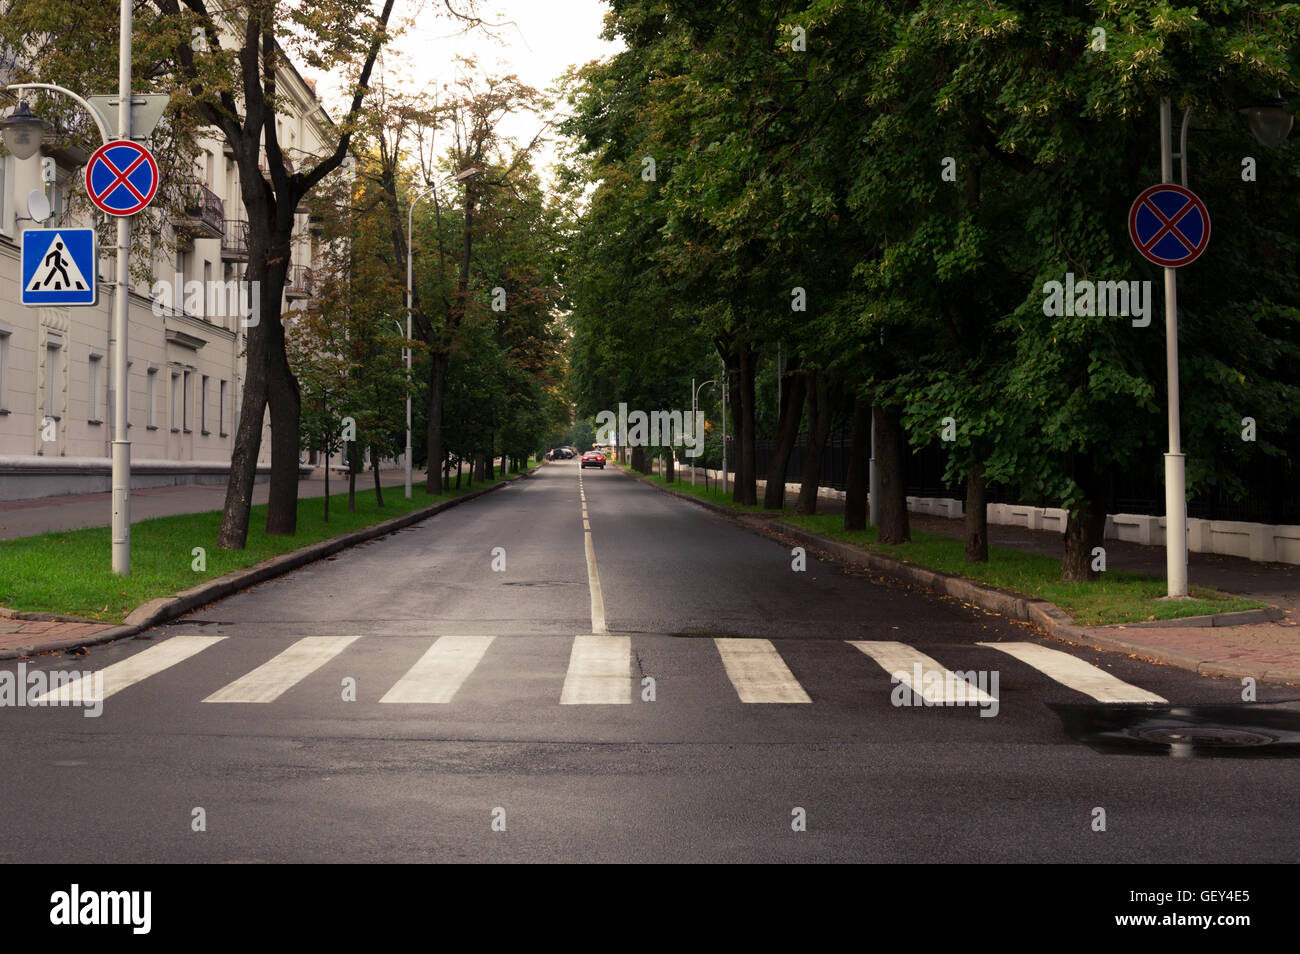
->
[[581, 451, 606, 469]]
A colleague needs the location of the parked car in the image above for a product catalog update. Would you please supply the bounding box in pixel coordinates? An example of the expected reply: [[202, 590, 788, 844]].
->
[[581, 451, 606, 469]]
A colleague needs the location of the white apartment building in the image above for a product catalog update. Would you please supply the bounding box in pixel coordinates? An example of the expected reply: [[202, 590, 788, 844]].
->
[[0, 52, 332, 500]]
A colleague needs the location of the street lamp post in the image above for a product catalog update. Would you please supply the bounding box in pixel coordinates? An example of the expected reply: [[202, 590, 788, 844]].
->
[[691, 377, 715, 487], [1158, 98, 1189, 598], [721, 369, 728, 496], [2, 0, 139, 575], [1155, 93, 1291, 598], [110, 0, 133, 575]]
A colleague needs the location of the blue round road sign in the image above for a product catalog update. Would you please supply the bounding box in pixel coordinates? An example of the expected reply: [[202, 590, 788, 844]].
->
[[85, 139, 159, 217], [1128, 183, 1210, 268]]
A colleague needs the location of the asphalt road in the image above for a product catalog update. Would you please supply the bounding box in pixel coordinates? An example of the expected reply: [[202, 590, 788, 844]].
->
[[2, 460, 1297, 863]]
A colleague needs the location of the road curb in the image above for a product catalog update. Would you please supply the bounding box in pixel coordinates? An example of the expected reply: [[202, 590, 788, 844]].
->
[[617, 465, 1299, 685], [0, 466, 540, 660]]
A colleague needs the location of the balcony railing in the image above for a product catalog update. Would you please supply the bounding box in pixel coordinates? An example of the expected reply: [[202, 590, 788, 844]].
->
[[221, 219, 249, 260], [284, 264, 314, 300], [174, 183, 224, 240]]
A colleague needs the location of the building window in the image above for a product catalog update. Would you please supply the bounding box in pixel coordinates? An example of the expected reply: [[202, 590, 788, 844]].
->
[[147, 367, 158, 429], [170, 370, 180, 431], [0, 328, 10, 412], [219, 379, 228, 436], [200, 375, 210, 434], [202, 261, 212, 319], [182, 370, 192, 432], [45, 336, 63, 421], [88, 352, 103, 423]]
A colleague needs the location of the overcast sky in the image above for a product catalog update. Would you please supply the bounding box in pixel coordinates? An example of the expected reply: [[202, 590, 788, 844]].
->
[[319, 0, 622, 186]]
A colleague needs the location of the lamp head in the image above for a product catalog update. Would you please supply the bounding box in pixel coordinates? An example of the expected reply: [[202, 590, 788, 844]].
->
[[2, 100, 45, 160], [1240, 92, 1293, 148]]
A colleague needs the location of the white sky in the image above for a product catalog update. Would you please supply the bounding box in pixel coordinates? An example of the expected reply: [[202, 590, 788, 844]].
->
[[317, 0, 622, 188]]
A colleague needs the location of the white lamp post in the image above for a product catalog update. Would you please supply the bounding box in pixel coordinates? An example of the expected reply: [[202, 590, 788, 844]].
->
[[691, 377, 715, 487], [4, 0, 141, 575], [1155, 93, 1291, 598]]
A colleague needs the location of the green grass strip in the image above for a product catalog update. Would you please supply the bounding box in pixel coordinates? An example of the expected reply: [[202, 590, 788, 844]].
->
[[782, 514, 1262, 626]]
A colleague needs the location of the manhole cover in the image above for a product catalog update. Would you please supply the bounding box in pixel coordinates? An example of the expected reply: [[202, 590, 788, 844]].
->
[[1050, 702, 1300, 757], [1137, 727, 1275, 747]]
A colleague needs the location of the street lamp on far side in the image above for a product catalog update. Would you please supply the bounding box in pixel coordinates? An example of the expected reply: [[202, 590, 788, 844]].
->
[[1240, 92, 1293, 149]]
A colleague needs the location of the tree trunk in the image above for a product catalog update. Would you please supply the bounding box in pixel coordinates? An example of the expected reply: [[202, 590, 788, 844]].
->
[[844, 398, 870, 531], [735, 343, 758, 505], [964, 458, 988, 563], [630, 445, 647, 474], [795, 373, 832, 515], [323, 449, 330, 523], [665, 447, 675, 482], [425, 351, 449, 495], [455, 457, 462, 489], [763, 363, 806, 510], [372, 443, 384, 507], [873, 404, 910, 544], [1061, 454, 1111, 581], [217, 355, 268, 549]]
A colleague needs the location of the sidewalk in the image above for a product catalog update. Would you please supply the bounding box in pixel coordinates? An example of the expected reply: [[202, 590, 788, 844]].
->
[[0, 466, 423, 540], [659, 464, 1300, 683]]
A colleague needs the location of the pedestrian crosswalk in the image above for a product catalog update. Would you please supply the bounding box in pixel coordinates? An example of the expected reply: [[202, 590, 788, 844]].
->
[[715, 638, 811, 703], [204, 636, 359, 703], [23, 635, 1168, 710], [379, 635, 495, 704]]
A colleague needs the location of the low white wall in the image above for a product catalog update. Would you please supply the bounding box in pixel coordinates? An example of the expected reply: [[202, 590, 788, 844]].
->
[[682, 465, 1300, 566]]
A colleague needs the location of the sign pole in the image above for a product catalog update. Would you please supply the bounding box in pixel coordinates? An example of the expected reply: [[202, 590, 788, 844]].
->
[[110, 0, 133, 575], [1159, 97, 1188, 598]]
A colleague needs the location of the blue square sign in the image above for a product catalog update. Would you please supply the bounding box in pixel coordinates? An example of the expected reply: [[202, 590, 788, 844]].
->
[[21, 228, 97, 306]]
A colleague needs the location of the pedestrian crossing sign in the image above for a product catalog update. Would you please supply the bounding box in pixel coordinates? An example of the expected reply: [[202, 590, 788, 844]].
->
[[21, 228, 97, 306]]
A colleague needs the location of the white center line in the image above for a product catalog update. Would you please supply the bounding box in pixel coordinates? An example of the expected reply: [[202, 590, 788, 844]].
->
[[978, 641, 1167, 703], [584, 528, 607, 634], [204, 635, 358, 703], [580, 468, 607, 634]]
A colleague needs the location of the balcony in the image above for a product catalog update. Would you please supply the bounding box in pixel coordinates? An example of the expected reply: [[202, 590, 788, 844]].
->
[[284, 264, 314, 300], [221, 219, 249, 261], [173, 183, 224, 242]]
